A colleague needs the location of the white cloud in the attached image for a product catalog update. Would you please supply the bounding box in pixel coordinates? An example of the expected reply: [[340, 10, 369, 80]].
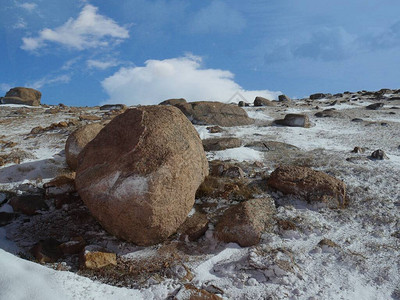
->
[[0, 83, 13, 93], [28, 74, 71, 89], [102, 55, 280, 105], [21, 4, 129, 51], [87, 59, 119, 70], [17, 2, 37, 12], [13, 17, 27, 29]]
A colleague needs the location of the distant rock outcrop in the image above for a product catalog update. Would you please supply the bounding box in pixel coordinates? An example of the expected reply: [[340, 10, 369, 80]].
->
[[310, 93, 326, 100], [267, 165, 347, 208], [278, 94, 292, 103], [215, 197, 276, 247], [254, 96, 276, 107], [1, 87, 41, 106], [75, 106, 208, 246], [174, 101, 254, 127], [159, 98, 187, 106], [65, 123, 106, 171]]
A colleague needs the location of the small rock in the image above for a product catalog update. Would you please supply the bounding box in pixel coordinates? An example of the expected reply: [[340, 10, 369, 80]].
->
[[0, 212, 16, 226], [175, 284, 222, 300], [30, 238, 63, 263], [366, 103, 384, 110], [351, 118, 363, 122], [215, 197, 276, 247], [370, 149, 389, 160], [79, 115, 102, 121], [274, 114, 311, 128], [30, 126, 44, 134], [223, 166, 245, 178], [81, 245, 117, 269], [310, 93, 326, 100], [177, 211, 209, 241], [59, 236, 86, 255], [254, 97, 276, 107], [351, 147, 365, 154], [43, 174, 76, 196], [206, 126, 224, 133], [9, 194, 48, 215], [278, 95, 291, 102], [202, 137, 241, 151]]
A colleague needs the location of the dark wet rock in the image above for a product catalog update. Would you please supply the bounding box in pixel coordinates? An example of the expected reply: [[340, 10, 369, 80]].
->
[[310, 93, 326, 100], [351, 147, 365, 154], [278, 95, 291, 102], [30, 238, 63, 263], [366, 103, 384, 110], [177, 211, 209, 242], [274, 114, 311, 128], [351, 118, 363, 122], [159, 98, 187, 106], [370, 149, 389, 160], [206, 126, 224, 133], [9, 194, 48, 215], [202, 137, 241, 151], [0, 212, 16, 226]]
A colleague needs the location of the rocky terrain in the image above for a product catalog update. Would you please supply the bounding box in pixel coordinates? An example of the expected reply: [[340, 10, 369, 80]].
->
[[0, 88, 399, 299]]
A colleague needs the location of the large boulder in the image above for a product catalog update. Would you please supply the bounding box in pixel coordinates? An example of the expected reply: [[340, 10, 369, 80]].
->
[[75, 106, 208, 246], [65, 123, 106, 171], [215, 197, 276, 247], [278, 94, 292, 103], [254, 96, 276, 107], [267, 165, 347, 208], [174, 101, 254, 127], [274, 114, 311, 128], [159, 98, 187, 106], [1, 87, 41, 106]]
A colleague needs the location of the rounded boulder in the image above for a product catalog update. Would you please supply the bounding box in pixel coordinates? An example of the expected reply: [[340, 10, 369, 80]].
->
[[75, 106, 209, 246]]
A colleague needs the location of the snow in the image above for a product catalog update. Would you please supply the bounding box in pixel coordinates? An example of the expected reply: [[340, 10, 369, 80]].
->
[[208, 146, 263, 162]]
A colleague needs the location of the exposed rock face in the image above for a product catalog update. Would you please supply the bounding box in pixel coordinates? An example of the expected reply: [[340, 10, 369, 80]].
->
[[1, 87, 41, 106], [75, 106, 208, 246], [202, 137, 241, 151], [65, 123, 106, 171], [278, 94, 291, 102], [215, 197, 276, 247], [310, 93, 326, 100], [267, 165, 347, 208], [275, 114, 311, 128], [159, 98, 187, 106], [254, 97, 276, 107], [366, 103, 384, 110], [175, 101, 254, 127]]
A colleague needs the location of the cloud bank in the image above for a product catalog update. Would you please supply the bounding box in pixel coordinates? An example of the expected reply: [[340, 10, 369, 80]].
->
[[102, 55, 280, 105], [21, 4, 129, 51]]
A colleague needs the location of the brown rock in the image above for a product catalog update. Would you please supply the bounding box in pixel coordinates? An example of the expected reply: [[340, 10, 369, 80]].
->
[[215, 197, 276, 247], [274, 114, 311, 128], [254, 97, 276, 107], [202, 137, 241, 151], [206, 126, 224, 133], [30, 238, 63, 263], [75, 106, 208, 246], [159, 98, 187, 106], [79, 115, 102, 121], [278, 94, 291, 102], [59, 236, 86, 255], [65, 123, 106, 171], [177, 211, 209, 241], [43, 174, 76, 196], [99, 104, 126, 111], [267, 165, 347, 208], [9, 194, 48, 215], [81, 245, 117, 269], [175, 284, 223, 300], [175, 101, 254, 127], [1, 87, 41, 106], [351, 147, 365, 154]]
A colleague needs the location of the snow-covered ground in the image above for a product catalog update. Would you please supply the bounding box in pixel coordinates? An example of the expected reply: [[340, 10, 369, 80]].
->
[[0, 96, 399, 299]]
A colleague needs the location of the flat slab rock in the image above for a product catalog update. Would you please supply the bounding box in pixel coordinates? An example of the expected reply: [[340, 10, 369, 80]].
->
[[202, 137, 241, 151], [267, 165, 347, 208], [174, 101, 254, 127]]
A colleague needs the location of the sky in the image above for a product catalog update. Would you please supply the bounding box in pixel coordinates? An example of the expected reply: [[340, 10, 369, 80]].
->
[[1, 0, 400, 106]]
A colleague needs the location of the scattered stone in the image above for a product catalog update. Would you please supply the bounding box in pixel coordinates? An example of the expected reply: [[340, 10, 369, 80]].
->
[[351, 147, 365, 154], [159, 98, 187, 106], [43, 174, 76, 196], [1, 87, 41, 106], [59, 236, 86, 255], [370, 149, 389, 160], [278, 95, 291, 102], [175, 284, 222, 300], [267, 165, 347, 208], [75, 106, 208, 246], [254, 97, 276, 107], [245, 140, 299, 152], [30, 126, 44, 134], [202, 137, 241, 151], [177, 211, 209, 242], [175, 101, 254, 127], [30, 238, 63, 263], [310, 93, 326, 100], [249, 247, 297, 277], [351, 118, 363, 122], [65, 123, 106, 171], [100, 104, 126, 111], [366, 103, 384, 110], [206, 126, 224, 133], [223, 166, 245, 179], [0, 212, 16, 227], [317, 238, 339, 253], [79, 115, 102, 121], [81, 245, 117, 269], [274, 114, 311, 128], [315, 109, 342, 118], [9, 194, 48, 215], [45, 108, 60, 114], [238, 101, 247, 107], [215, 197, 276, 247]]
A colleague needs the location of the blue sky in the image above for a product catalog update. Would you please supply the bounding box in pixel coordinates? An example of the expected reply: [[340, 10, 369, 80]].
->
[[1, 0, 400, 106]]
